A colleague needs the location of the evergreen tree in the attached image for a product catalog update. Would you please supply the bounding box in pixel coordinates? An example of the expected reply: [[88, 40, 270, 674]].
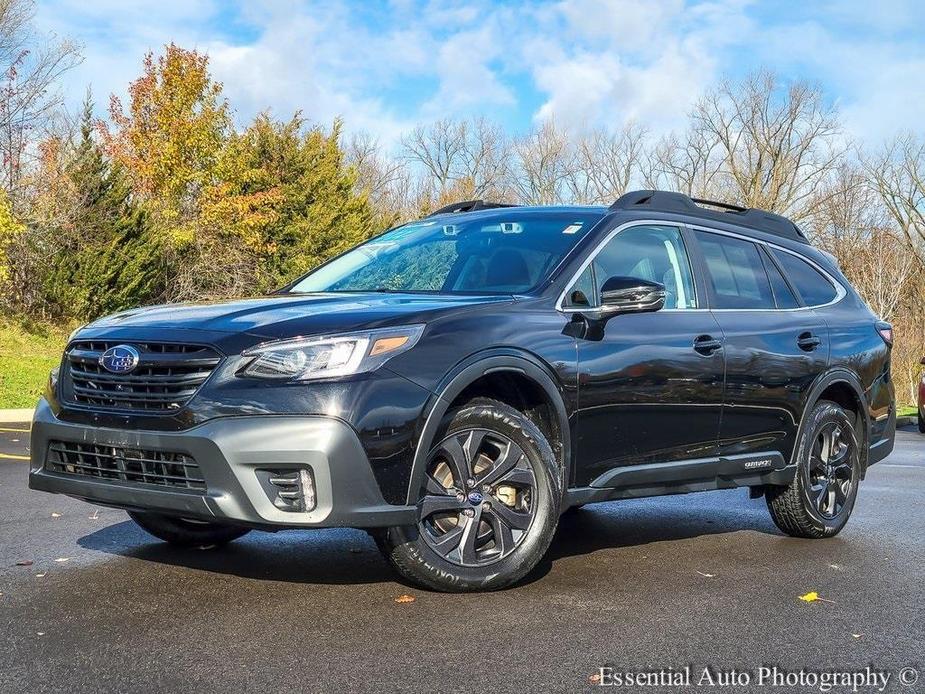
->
[[202, 114, 374, 293], [43, 95, 162, 319]]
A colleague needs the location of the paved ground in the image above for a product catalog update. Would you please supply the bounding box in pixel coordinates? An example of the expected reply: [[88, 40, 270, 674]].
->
[[1, 426, 923, 694]]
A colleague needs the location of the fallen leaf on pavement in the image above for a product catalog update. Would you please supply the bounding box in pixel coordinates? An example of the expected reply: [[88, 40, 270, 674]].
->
[[35, 573, 46, 578], [799, 591, 835, 604], [53, 558, 70, 563], [852, 634, 863, 639], [394, 594, 416, 604], [89, 509, 100, 520], [36, 632, 44, 636], [696, 571, 715, 578], [589, 673, 602, 684], [15, 560, 33, 567], [51, 512, 61, 518]]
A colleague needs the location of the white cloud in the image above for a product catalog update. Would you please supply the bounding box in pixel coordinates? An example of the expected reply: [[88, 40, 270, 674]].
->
[[31, 0, 925, 149]]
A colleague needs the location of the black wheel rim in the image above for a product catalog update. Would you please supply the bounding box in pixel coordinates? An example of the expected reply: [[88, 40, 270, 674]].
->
[[806, 421, 856, 520], [418, 428, 537, 567]]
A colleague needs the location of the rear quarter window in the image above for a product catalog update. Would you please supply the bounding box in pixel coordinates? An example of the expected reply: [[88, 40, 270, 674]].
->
[[770, 249, 838, 306]]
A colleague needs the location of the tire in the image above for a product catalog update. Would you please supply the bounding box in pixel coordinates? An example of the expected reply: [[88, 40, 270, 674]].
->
[[765, 400, 861, 539], [377, 398, 561, 592], [128, 511, 250, 547], [918, 410, 925, 434]]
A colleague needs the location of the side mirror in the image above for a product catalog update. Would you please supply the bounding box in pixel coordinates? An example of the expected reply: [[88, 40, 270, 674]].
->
[[599, 276, 666, 315]]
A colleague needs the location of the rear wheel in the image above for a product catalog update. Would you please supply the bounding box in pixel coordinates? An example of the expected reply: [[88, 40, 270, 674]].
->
[[377, 398, 560, 592], [766, 400, 861, 538], [128, 511, 250, 547]]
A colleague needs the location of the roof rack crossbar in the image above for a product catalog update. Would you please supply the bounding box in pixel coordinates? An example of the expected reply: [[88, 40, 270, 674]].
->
[[690, 197, 747, 213], [427, 199, 519, 217], [609, 190, 807, 243]]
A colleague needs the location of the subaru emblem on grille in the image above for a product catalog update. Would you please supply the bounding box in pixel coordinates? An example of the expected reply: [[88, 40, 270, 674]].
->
[[99, 345, 141, 374]]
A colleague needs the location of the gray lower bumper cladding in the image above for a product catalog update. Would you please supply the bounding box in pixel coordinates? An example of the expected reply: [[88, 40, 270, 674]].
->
[[28, 399, 416, 529]]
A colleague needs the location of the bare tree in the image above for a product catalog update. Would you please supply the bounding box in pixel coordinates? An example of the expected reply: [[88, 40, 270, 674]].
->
[[643, 126, 726, 199], [401, 117, 512, 201], [688, 71, 843, 219], [509, 119, 573, 205], [567, 122, 647, 204], [865, 133, 925, 266], [401, 118, 467, 191], [0, 0, 81, 198]]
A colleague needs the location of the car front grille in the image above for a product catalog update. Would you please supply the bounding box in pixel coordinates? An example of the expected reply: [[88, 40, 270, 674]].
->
[[46, 441, 206, 491], [63, 341, 221, 412]]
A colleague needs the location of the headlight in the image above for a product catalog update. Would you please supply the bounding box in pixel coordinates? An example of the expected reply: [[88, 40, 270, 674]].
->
[[240, 325, 425, 381]]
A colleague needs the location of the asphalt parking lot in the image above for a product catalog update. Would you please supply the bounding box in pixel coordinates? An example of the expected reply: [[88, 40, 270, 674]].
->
[[1, 425, 923, 693]]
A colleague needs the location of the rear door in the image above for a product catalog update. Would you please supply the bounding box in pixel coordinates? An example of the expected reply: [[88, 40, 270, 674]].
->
[[693, 229, 829, 462]]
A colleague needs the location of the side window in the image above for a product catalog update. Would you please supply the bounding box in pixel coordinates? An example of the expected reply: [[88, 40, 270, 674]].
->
[[696, 232, 775, 309], [581, 225, 697, 309], [771, 249, 838, 306], [760, 247, 800, 309], [566, 265, 595, 307]]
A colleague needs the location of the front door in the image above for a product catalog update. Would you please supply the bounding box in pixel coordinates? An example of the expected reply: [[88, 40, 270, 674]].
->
[[565, 224, 725, 486]]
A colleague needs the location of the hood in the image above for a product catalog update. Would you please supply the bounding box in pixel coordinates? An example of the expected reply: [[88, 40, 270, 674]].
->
[[82, 292, 513, 341]]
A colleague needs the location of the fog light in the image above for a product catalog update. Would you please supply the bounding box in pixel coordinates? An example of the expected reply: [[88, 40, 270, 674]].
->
[[258, 468, 317, 512]]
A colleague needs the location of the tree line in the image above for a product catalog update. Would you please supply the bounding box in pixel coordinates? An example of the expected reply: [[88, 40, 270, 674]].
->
[[0, 0, 922, 403]]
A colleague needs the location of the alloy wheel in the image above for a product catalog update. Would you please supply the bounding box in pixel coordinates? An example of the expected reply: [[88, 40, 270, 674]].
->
[[418, 428, 537, 566], [806, 421, 856, 519]]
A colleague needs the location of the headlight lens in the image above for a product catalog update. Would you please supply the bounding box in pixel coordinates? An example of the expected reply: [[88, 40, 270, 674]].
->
[[240, 325, 425, 381]]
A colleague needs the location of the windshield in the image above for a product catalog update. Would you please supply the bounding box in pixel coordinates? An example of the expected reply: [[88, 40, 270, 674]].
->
[[289, 211, 602, 294]]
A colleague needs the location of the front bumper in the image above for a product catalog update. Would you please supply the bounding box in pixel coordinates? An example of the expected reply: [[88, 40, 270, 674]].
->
[[28, 399, 416, 529]]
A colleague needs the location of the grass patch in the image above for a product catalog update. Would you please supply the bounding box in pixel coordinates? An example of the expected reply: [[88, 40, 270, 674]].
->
[[0, 317, 73, 409], [897, 405, 918, 418]]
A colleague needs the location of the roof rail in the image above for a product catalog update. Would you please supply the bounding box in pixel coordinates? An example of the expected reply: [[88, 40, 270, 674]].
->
[[427, 199, 519, 217], [610, 190, 808, 244]]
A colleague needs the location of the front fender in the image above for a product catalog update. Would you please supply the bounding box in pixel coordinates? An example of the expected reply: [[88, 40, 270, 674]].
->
[[399, 349, 573, 505]]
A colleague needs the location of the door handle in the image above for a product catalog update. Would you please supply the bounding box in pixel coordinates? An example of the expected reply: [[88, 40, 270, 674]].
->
[[797, 332, 821, 351], [693, 334, 723, 355]]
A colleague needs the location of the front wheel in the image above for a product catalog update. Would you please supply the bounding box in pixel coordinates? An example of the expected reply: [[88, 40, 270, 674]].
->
[[765, 400, 861, 538], [377, 398, 560, 592], [129, 511, 251, 547]]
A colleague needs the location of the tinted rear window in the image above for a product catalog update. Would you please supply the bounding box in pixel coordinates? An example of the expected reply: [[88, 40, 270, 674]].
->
[[697, 232, 775, 309], [771, 249, 838, 306]]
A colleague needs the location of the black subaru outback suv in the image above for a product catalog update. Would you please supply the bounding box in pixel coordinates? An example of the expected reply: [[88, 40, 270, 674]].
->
[[29, 190, 896, 591]]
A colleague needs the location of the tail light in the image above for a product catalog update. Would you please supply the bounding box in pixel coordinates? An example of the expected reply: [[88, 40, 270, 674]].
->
[[876, 321, 893, 347]]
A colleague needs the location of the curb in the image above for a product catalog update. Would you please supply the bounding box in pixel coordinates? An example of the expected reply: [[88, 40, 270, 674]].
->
[[0, 408, 34, 424], [896, 415, 916, 428]]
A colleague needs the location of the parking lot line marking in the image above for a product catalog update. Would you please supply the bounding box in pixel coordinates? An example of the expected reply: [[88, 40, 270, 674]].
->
[[0, 452, 29, 461], [0, 427, 29, 433]]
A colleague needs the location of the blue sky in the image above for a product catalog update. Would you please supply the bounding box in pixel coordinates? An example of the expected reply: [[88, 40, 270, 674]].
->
[[36, 0, 925, 146]]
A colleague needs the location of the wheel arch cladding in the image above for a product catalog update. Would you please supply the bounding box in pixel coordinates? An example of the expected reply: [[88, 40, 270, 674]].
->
[[800, 369, 870, 470], [405, 352, 571, 505]]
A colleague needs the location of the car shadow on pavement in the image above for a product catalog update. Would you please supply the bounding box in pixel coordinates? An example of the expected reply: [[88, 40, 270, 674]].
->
[[76, 489, 782, 588], [78, 520, 398, 585]]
